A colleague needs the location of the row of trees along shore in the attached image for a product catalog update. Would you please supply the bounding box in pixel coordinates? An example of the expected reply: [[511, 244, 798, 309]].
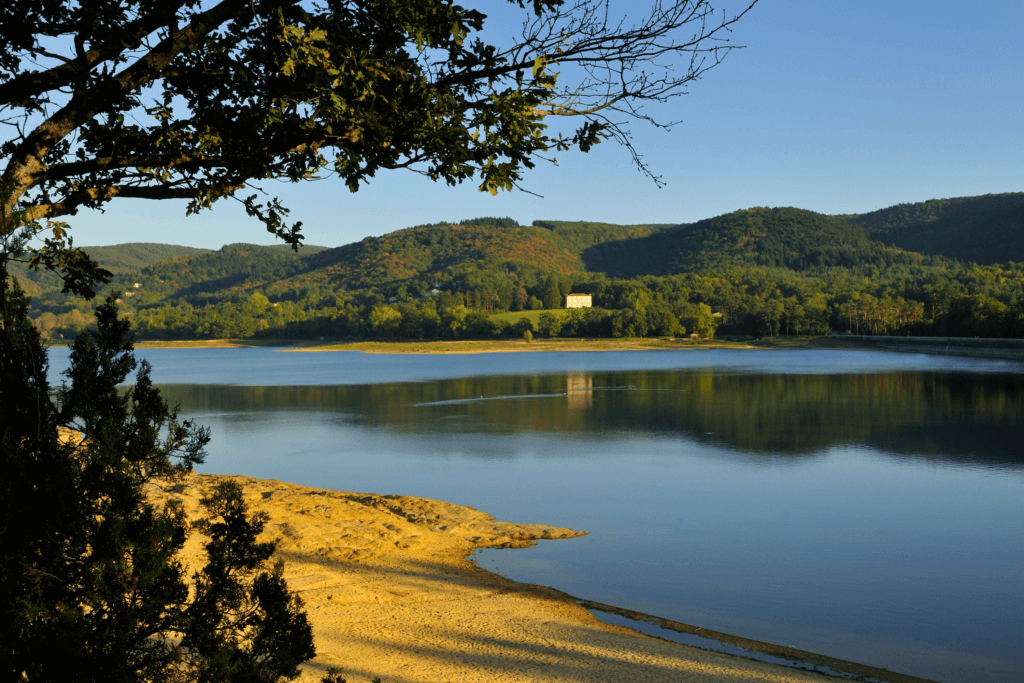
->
[[28, 257, 1024, 342]]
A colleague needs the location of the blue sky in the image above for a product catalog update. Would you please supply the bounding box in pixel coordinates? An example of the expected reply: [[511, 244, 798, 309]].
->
[[70, 0, 1022, 249]]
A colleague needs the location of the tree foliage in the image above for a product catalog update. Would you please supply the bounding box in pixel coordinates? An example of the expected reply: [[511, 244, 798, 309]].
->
[[1, 0, 758, 290], [0, 253, 315, 680]]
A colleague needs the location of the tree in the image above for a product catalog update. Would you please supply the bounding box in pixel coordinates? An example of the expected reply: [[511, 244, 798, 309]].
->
[[0, 245, 315, 680], [649, 306, 683, 337], [368, 304, 402, 338], [512, 286, 529, 312], [542, 274, 562, 310], [682, 302, 717, 339], [560, 307, 585, 337], [512, 316, 535, 337], [1, 0, 758, 286], [758, 298, 783, 337], [610, 308, 640, 338], [441, 303, 469, 337], [538, 311, 562, 337]]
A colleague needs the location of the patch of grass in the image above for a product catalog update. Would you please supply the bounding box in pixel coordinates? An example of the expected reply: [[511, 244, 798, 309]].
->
[[131, 338, 319, 349], [489, 308, 607, 326], [301, 339, 533, 354]]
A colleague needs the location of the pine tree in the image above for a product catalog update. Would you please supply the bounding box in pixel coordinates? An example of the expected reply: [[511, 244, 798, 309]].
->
[[542, 274, 562, 310], [0, 253, 315, 682]]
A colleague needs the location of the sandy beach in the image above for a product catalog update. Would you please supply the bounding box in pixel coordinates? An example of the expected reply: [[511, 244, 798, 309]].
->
[[148, 473, 852, 683]]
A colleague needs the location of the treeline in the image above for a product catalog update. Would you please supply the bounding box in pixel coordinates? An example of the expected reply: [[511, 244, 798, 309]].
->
[[32, 258, 1019, 343]]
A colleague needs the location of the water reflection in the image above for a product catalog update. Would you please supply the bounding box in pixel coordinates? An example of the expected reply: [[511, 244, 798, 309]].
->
[[158, 369, 1024, 468], [141, 358, 1024, 683], [566, 373, 594, 411]]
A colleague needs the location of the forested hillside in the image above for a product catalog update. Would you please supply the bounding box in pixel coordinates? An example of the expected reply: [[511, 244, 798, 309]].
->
[[8, 243, 211, 298], [80, 243, 215, 274], [280, 219, 668, 295], [847, 192, 1024, 264], [18, 196, 1024, 342], [288, 223, 589, 295], [582, 207, 937, 277]]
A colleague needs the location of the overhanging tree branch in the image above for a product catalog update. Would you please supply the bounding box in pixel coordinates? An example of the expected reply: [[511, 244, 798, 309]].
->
[[2, 0, 760, 254]]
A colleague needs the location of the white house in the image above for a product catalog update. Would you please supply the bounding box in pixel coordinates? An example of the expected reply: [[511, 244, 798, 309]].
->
[[565, 293, 592, 309]]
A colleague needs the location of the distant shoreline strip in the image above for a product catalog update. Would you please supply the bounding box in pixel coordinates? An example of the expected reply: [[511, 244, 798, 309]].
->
[[832, 334, 1024, 361]]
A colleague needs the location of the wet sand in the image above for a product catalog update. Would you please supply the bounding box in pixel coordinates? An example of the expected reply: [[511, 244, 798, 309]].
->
[[149, 473, 850, 683]]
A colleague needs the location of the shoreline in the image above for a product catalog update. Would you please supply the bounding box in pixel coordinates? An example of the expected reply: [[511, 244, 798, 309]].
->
[[47, 332, 1024, 361], [95, 334, 1024, 361], [284, 337, 762, 354], [151, 473, 937, 683], [825, 334, 1024, 361], [95, 336, 809, 353]]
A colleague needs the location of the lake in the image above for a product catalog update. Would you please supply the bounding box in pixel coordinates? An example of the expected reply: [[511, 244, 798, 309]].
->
[[47, 347, 1024, 683]]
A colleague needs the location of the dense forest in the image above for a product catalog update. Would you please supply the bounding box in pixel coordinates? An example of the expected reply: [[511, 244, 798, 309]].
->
[[845, 192, 1024, 265], [16, 195, 1024, 342]]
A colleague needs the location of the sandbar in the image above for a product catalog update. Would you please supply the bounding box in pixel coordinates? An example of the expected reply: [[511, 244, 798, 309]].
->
[[149, 473, 852, 683]]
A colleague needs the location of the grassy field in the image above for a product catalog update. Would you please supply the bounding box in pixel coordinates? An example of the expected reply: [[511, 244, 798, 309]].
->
[[488, 308, 610, 326], [488, 308, 569, 326], [130, 338, 322, 349]]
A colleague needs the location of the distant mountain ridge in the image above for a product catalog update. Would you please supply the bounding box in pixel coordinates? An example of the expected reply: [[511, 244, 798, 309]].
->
[[580, 207, 939, 278], [9, 243, 214, 298], [281, 220, 667, 293], [15, 193, 1022, 301], [74, 193, 1021, 291], [16, 192, 1024, 341], [83, 243, 215, 274]]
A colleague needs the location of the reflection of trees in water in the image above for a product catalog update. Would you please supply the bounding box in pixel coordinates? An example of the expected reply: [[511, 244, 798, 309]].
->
[[158, 370, 1024, 465]]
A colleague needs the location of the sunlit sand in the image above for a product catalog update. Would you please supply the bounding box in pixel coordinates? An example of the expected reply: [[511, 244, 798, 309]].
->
[[150, 474, 847, 683]]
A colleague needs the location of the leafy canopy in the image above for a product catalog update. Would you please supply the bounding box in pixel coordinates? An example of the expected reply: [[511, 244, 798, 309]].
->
[[0, 248, 316, 680], [1, 0, 757, 295]]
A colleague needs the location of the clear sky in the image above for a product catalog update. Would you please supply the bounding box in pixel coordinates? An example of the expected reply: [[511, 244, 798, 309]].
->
[[68, 0, 1023, 249]]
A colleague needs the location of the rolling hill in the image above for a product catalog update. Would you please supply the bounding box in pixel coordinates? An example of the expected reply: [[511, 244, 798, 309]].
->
[[81, 243, 215, 274], [8, 243, 214, 298], [580, 207, 938, 278], [846, 192, 1024, 264], [115, 243, 329, 303], [14, 194, 1024, 341], [278, 220, 665, 293]]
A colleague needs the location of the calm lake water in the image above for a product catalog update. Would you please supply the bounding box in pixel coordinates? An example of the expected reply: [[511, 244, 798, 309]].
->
[[48, 348, 1024, 683]]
